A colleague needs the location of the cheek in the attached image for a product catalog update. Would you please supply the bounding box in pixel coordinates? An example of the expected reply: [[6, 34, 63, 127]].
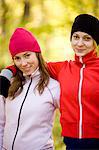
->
[[30, 59, 39, 67], [86, 42, 94, 49], [14, 61, 22, 69], [13, 60, 18, 66], [71, 42, 75, 50], [71, 40, 77, 47], [34, 61, 39, 67]]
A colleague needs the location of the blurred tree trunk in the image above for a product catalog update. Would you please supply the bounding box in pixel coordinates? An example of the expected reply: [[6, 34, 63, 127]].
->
[[22, 0, 31, 21], [1, 0, 8, 36], [93, 0, 99, 17]]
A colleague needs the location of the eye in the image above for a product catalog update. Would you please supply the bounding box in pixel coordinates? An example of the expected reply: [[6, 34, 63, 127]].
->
[[14, 56, 20, 61], [83, 36, 92, 41], [24, 53, 31, 58], [72, 35, 79, 40]]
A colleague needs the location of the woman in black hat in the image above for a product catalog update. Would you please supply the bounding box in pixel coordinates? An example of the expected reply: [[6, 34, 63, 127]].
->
[[0, 14, 99, 149], [48, 14, 99, 150]]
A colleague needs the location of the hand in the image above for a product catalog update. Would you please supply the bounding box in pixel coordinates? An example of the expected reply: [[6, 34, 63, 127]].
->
[[0, 65, 16, 97], [0, 76, 10, 98]]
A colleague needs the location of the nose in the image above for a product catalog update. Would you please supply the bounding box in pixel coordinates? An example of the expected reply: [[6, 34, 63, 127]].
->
[[77, 38, 84, 46], [21, 58, 27, 66]]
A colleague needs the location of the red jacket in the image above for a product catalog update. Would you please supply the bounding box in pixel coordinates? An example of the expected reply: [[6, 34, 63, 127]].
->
[[48, 50, 99, 138]]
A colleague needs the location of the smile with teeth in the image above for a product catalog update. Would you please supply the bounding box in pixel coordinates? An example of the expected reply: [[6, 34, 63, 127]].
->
[[76, 48, 85, 52]]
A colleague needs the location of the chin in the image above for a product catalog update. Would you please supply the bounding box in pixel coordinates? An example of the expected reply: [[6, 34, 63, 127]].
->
[[75, 52, 87, 57], [23, 71, 32, 76]]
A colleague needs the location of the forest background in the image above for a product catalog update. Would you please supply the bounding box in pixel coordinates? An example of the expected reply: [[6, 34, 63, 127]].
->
[[0, 0, 99, 149]]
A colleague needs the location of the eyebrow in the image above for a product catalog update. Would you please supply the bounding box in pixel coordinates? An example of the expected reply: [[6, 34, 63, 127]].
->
[[14, 52, 31, 59], [23, 52, 31, 55], [74, 33, 91, 36]]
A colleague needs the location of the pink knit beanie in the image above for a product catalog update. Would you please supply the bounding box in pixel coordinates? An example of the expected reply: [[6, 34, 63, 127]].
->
[[9, 27, 41, 57]]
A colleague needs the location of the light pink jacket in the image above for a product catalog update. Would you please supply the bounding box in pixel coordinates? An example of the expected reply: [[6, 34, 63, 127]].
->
[[0, 71, 60, 150]]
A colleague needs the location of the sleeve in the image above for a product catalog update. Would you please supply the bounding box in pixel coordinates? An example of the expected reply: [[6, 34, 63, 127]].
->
[[5, 65, 17, 76], [51, 81, 60, 109], [47, 61, 65, 80], [0, 95, 5, 150]]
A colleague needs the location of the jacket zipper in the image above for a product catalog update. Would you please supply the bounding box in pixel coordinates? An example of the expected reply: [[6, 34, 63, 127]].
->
[[78, 56, 85, 138], [11, 78, 32, 150]]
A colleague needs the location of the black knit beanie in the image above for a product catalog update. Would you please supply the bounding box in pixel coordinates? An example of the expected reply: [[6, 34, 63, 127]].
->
[[70, 14, 99, 45]]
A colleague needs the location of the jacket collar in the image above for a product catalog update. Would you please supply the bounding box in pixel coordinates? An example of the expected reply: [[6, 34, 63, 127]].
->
[[75, 49, 97, 64], [23, 67, 40, 80], [31, 67, 40, 77]]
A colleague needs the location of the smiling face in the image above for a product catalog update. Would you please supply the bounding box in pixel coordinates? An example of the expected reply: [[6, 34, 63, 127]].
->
[[13, 51, 39, 76], [71, 31, 95, 56]]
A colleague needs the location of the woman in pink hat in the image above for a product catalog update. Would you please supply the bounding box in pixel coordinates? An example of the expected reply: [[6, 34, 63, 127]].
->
[[0, 28, 60, 150]]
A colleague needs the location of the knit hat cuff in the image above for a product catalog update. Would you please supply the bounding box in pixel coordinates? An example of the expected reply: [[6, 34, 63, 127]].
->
[[9, 28, 41, 57]]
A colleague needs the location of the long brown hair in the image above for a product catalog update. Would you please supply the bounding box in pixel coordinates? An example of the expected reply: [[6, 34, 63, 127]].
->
[[8, 53, 50, 99]]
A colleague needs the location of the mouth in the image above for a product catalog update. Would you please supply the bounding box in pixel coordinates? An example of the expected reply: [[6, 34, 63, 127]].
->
[[75, 48, 86, 52], [21, 67, 31, 72]]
